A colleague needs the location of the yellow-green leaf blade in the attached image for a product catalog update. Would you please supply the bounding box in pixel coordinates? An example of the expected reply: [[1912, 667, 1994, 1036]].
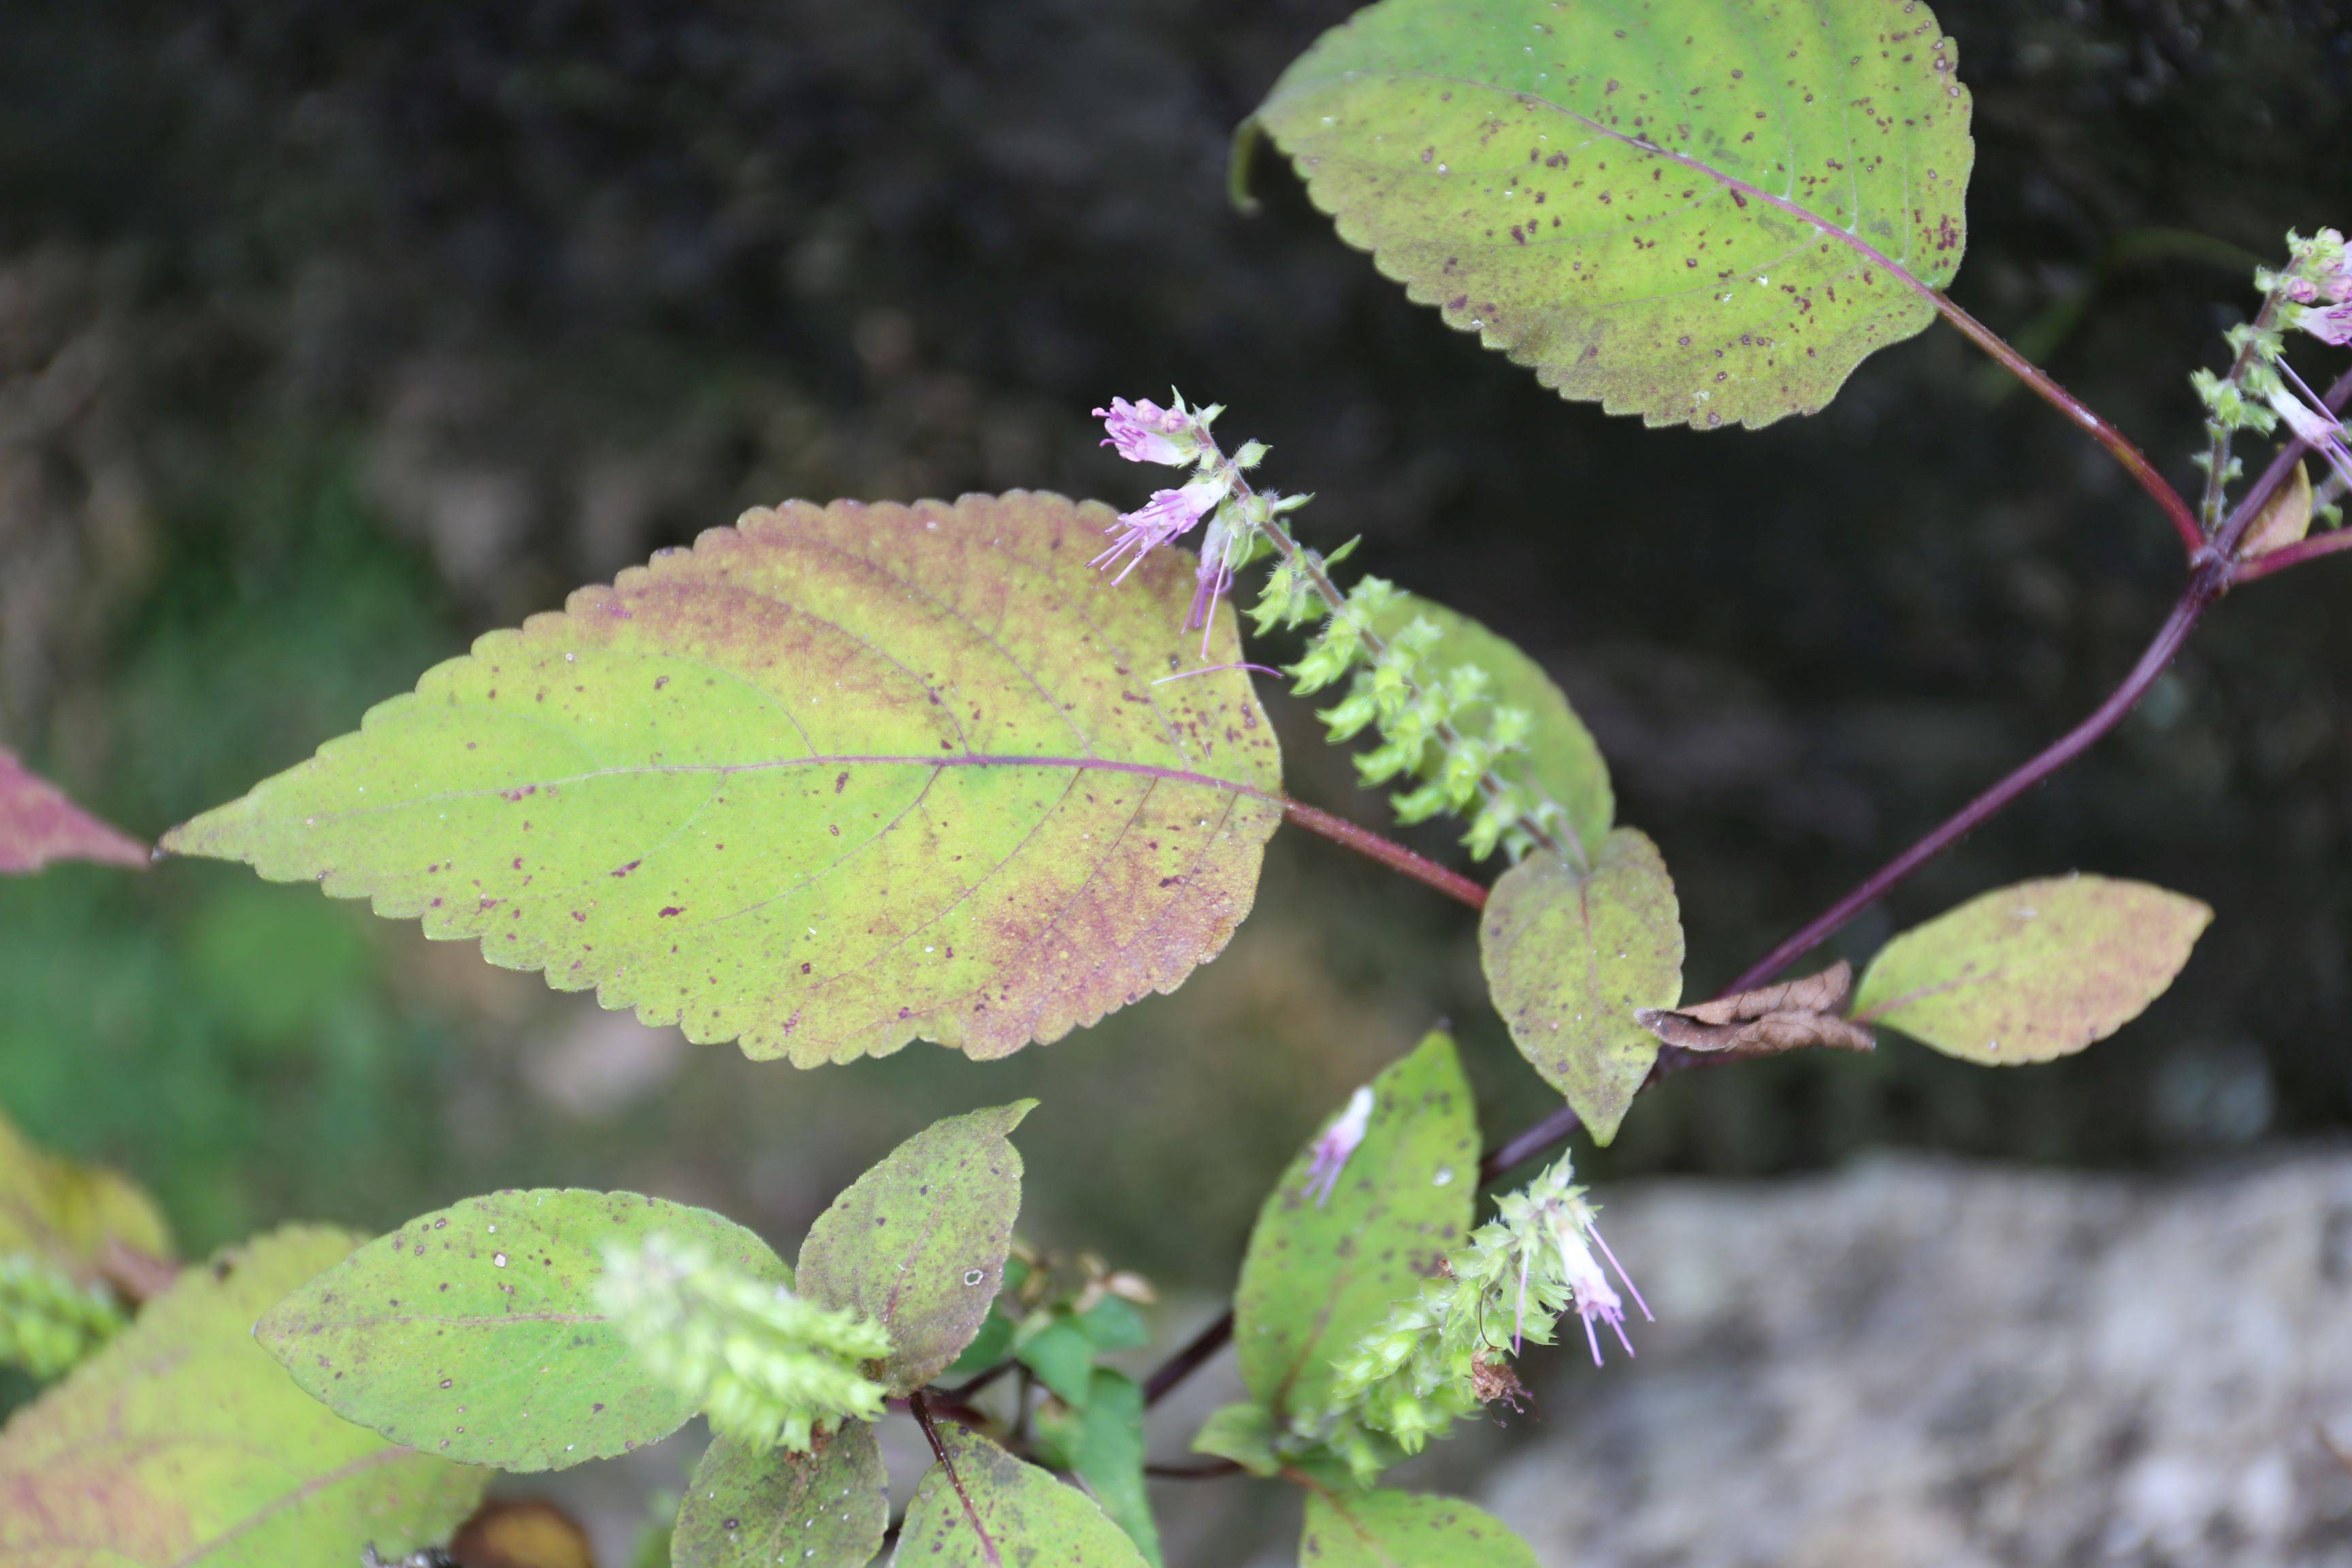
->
[[672, 1425, 889, 1568], [1301, 1486, 1541, 1568], [1234, 1032, 1478, 1427], [0, 1105, 174, 1284], [895, 1424, 1149, 1568], [0, 1226, 486, 1565], [163, 492, 1283, 1066], [1254, 0, 1975, 429], [796, 1102, 1032, 1396], [1852, 875, 2213, 1064], [1480, 830, 1685, 1144], [257, 1189, 789, 1471]]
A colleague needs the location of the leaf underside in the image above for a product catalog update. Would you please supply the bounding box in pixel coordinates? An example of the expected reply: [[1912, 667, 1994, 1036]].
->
[[1234, 1032, 1479, 1426], [1254, 0, 1975, 428], [796, 1102, 1031, 1395], [0, 1227, 485, 1567], [1480, 830, 1685, 1144], [896, 1424, 1150, 1568], [0, 748, 146, 875], [672, 1424, 889, 1568], [257, 1189, 789, 1471], [164, 491, 1284, 1066], [1852, 874, 2212, 1064]]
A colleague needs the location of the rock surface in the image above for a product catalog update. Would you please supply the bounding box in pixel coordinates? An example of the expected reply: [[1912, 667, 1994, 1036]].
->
[[1483, 1154, 2352, 1567]]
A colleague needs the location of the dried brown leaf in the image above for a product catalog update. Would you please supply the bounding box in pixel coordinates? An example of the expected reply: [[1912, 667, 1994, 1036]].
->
[[1635, 961, 1874, 1056], [2242, 461, 2314, 559]]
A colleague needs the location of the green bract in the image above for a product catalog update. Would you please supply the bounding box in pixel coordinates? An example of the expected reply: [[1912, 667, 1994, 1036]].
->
[[1252, 0, 1974, 427], [796, 1102, 1032, 1394], [1853, 874, 2212, 1064], [165, 492, 1283, 1066], [1480, 831, 1685, 1143], [257, 1189, 789, 1471], [0, 1227, 486, 1565]]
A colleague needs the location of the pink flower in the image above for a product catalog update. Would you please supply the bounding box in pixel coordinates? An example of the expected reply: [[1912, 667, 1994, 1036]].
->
[[1091, 476, 1227, 582], [2268, 363, 2352, 491], [1301, 1087, 1375, 1206], [1094, 397, 1195, 466], [1547, 1207, 1652, 1366], [2300, 301, 2352, 347]]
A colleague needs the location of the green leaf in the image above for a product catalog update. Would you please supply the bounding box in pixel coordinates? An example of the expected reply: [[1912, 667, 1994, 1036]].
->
[[671, 1424, 888, 1568], [0, 1105, 174, 1284], [1034, 1370, 1165, 1568], [1190, 1401, 1281, 1477], [1234, 1032, 1478, 1426], [1075, 1295, 1150, 1352], [163, 492, 1284, 1066], [1252, 0, 1975, 429], [1016, 1314, 1098, 1407], [1300, 1486, 1541, 1567], [797, 1102, 1032, 1395], [1480, 830, 1684, 1144], [1852, 874, 2213, 1064], [895, 1422, 1149, 1568], [0, 747, 146, 875], [0, 1226, 486, 1565], [1367, 592, 1611, 862], [257, 1189, 789, 1471], [945, 1310, 1015, 1378]]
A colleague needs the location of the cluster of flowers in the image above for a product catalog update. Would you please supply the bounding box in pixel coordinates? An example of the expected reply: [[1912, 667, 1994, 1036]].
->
[[2193, 228, 2352, 502], [1307, 1154, 1647, 1482], [598, 1233, 890, 1453], [1095, 395, 1571, 862], [0, 1253, 123, 1380]]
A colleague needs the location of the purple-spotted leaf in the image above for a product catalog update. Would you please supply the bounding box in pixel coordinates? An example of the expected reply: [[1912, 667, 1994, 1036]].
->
[[1300, 1486, 1541, 1568], [796, 1102, 1030, 1396], [672, 1424, 889, 1568], [1480, 831, 1684, 1144], [0, 1226, 486, 1565], [1234, 1032, 1477, 1428], [0, 749, 145, 874], [1851, 875, 2212, 1064], [1250, 0, 1975, 429], [161, 493, 1284, 1065], [257, 1190, 789, 1471], [894, 1423, 1149, 1568]]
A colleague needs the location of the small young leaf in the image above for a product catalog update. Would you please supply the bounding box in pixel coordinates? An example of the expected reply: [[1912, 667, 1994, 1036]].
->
[[1034, 1370, 1166, 1568], [1366, 592, 1612, 860], [671, 1424, 889, 1568], [1251, 0, 1974, 429], [1851, 875, 2213, 1064], [796, 1102, 1032, 1396], [257, 1189, 789, 1471], [1234, 1032, 1478, 1426], [1015, 1314, 1098, 1407], [163, 493, 1283, 1066], [944, 1310, 1015, 1378], [1075, 1294, 1150, 1351], [0, 1226, 486, 1563], [1480, 830, 1685, 1143], [0, 749, 146, 875], [1300, 1486, 1541, 1567], [1190, 1401, 1281, 1477], [896, 1422, 1150, 1567], [0, 1105, 174, 1284]]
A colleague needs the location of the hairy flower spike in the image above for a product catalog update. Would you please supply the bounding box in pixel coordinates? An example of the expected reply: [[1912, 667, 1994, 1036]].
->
[[1094, 396, 1200, 467], [598, 1234, 890, 1453], [1305, 1155, 1647, 1481]]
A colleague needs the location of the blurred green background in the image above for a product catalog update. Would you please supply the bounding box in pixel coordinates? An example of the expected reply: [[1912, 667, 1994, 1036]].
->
[[1, 0, 2349, 1505]]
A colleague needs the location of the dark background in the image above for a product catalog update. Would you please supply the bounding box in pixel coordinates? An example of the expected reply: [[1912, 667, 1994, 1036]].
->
[[1, 0, 2349, 1520]]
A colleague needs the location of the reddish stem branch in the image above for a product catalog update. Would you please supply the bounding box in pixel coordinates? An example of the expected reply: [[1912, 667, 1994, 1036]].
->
[[1281, 798, 1488, 909], [2235, 527, 2352, 581]]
